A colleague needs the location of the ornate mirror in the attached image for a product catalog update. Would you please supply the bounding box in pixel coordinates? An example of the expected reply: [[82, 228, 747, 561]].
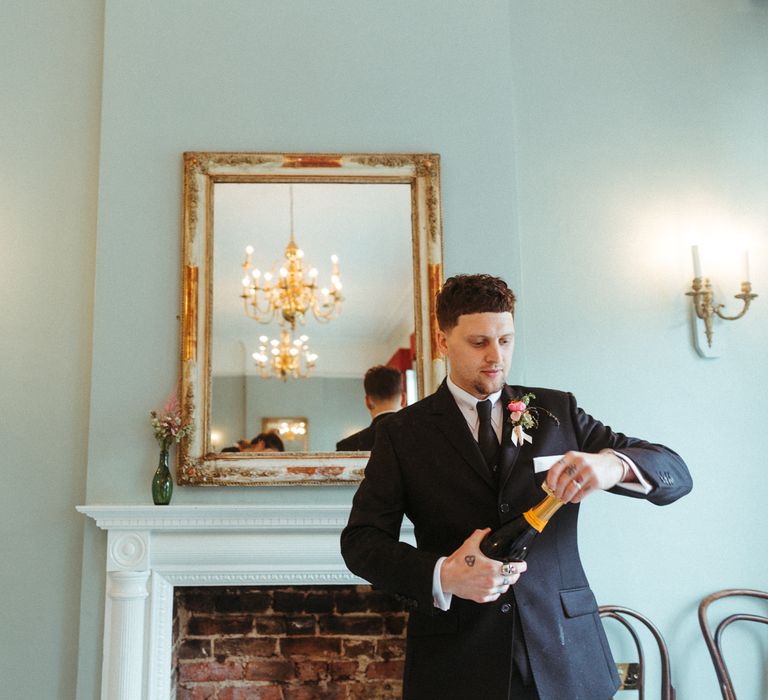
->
[[179, 152, 444, 485]]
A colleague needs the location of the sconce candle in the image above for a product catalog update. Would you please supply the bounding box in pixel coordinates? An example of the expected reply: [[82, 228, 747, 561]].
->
[[742, 250, 750, 283], [692, 245, 702, 278]]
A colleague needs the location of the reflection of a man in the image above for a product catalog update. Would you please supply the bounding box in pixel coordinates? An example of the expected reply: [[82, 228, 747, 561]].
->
[[336, 365, 404, 451], [247, 432, 285, 452]]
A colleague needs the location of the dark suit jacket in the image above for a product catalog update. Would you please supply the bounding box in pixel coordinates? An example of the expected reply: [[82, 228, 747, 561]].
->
[[340, 382, 692, 700], [336, 412, 394, 451]]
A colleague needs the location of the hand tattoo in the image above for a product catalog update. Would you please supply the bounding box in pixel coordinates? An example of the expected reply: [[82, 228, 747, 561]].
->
[[464, 555, 476, 567]]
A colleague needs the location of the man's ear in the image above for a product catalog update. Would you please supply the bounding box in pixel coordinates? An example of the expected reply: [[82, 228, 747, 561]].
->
[[364, 395, 375, 411], [436, 329, 448, 356]]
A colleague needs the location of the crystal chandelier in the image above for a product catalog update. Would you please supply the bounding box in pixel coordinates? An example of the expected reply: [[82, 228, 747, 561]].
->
[[240, 185, 343, 329], [252, 329, 318, 381]]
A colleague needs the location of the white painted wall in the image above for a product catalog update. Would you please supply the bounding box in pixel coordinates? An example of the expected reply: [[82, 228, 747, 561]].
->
[[1, 1, 766, 698]]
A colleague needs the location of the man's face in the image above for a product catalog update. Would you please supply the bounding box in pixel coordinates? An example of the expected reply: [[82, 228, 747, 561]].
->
[[437, 311, 515, 399]]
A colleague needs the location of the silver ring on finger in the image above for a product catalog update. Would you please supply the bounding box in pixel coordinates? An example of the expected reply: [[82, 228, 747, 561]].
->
[[572, 479, 583, 491], [501, 562, 515, 576]]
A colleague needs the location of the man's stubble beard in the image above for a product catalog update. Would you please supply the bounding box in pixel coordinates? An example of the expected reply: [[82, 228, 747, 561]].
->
[[472, 374, 506, 398]]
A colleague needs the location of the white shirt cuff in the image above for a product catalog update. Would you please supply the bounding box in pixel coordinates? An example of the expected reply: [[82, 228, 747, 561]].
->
[[432, 556, 453, 610], [612, 450, 652, 494]]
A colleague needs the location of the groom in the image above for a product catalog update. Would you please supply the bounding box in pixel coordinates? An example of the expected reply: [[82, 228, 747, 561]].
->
[[340, 274, 692, 700]]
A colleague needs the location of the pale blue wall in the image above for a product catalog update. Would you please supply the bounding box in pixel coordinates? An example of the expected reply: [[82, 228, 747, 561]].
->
[[213, 375, 365, 451], [509, 4, 768, 695], [2, 1, 766, 698], [0, 1, 103, 699]]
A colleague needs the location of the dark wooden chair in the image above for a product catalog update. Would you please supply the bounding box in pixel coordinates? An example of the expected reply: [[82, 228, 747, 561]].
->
[[698, 588, 768, 700], [599, 605, 675, 700]]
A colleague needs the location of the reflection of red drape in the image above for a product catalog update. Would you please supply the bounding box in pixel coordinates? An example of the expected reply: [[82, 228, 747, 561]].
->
[[386, 332, 416, 372], [387, 333, 416, 396]]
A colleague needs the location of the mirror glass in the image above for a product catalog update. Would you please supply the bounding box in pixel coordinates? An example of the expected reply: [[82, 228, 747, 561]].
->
[[179, 153, 444, 485], [212, 182, 413, 453]]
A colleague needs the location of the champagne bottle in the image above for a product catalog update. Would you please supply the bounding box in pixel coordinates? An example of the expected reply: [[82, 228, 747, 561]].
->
[[480, 482, 565, 562]]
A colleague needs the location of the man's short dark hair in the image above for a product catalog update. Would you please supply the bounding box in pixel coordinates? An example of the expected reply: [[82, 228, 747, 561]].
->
[[435, 274, 516, 331], [363, 365, 403, 401], [251, 431, 285, 452]]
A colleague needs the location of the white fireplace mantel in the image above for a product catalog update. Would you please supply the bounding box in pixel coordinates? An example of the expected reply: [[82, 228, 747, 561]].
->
[[78, 504, 415, 700]]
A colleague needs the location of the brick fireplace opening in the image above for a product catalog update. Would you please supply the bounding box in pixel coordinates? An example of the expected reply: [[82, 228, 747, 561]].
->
[[173, 585, 408, 699]]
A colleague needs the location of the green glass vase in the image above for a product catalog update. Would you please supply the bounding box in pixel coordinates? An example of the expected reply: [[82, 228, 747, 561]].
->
[[152, 446, 173, 505]]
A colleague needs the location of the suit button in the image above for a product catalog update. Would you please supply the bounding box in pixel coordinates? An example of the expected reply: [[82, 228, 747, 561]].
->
[[500, 503, 510, 513], [501, 603, 512, 613]]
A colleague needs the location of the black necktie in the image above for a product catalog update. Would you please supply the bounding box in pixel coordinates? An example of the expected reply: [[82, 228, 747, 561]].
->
[[477, 399, 499, 474]]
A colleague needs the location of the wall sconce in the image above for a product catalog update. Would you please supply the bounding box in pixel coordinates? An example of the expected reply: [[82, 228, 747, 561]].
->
[[686, 245, 757, 353]]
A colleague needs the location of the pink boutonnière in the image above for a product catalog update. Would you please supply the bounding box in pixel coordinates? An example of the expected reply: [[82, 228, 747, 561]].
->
[[507, 393, 559, 447]]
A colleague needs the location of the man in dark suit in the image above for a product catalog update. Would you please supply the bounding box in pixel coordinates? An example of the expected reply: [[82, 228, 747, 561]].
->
[[336, 364, 404, 451], [340, 274, 692, 700]]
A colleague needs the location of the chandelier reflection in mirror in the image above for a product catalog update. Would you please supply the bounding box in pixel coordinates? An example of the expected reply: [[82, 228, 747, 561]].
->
[[240, 185, 343, 329], [275, 419, 307, 441], [252, 329, 318, 381]]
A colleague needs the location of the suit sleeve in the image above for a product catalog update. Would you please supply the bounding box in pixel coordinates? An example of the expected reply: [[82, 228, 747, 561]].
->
[[340, 420, 439, 609], [569, 392, 693, 505]]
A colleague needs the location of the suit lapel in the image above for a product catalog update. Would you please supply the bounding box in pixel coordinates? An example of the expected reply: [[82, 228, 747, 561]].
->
[[428, 382, 496, 490], [498, 385, 541, 501], [498, 385, 521, 491]]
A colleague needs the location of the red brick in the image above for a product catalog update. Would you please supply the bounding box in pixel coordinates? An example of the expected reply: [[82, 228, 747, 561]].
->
[[318, 615, 383, 636], [216, 591, 272, 613], [295, 659, 329, 682], [342, 639, 376, 657], [333, 588, 372, 613], [365, 660, 404, 680], [218, 686, 283, 700], [273, 590, 307, 612], [176, 590, 216, 613], [304, 591, 335, 613], [383, 614, 407, 636], [188, 616, 254, 636], [244, 658, 295, 682], [282, 684, 346, 700], [174, 585, 410, 699], [175, 684, 217, 700], [329, 660, 359, 680], [255, 615, 287, 635], [178, 660, 244, 682], [376, 638, 405, 660], [178, 639, 212, 660], [285, 615, 316, 635], [331, 587, 406, 613], [342, 680, 403, 699], [214, 637, 276, 658], [281, 637, 341, 657]]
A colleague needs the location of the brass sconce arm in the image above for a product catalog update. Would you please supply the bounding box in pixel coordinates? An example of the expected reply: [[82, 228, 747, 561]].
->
[[686, 278, 757, 348]]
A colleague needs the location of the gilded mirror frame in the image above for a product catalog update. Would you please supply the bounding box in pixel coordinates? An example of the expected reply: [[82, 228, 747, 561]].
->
[[178, 152, 444, 486]]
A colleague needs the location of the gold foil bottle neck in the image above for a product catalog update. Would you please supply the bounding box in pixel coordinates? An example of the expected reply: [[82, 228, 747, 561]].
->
[[523, 482, 566, 532]]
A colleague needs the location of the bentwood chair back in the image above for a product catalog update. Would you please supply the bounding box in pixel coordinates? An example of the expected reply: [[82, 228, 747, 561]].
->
[[698, 588, 768, 700], [599, 605, 675, 700]]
